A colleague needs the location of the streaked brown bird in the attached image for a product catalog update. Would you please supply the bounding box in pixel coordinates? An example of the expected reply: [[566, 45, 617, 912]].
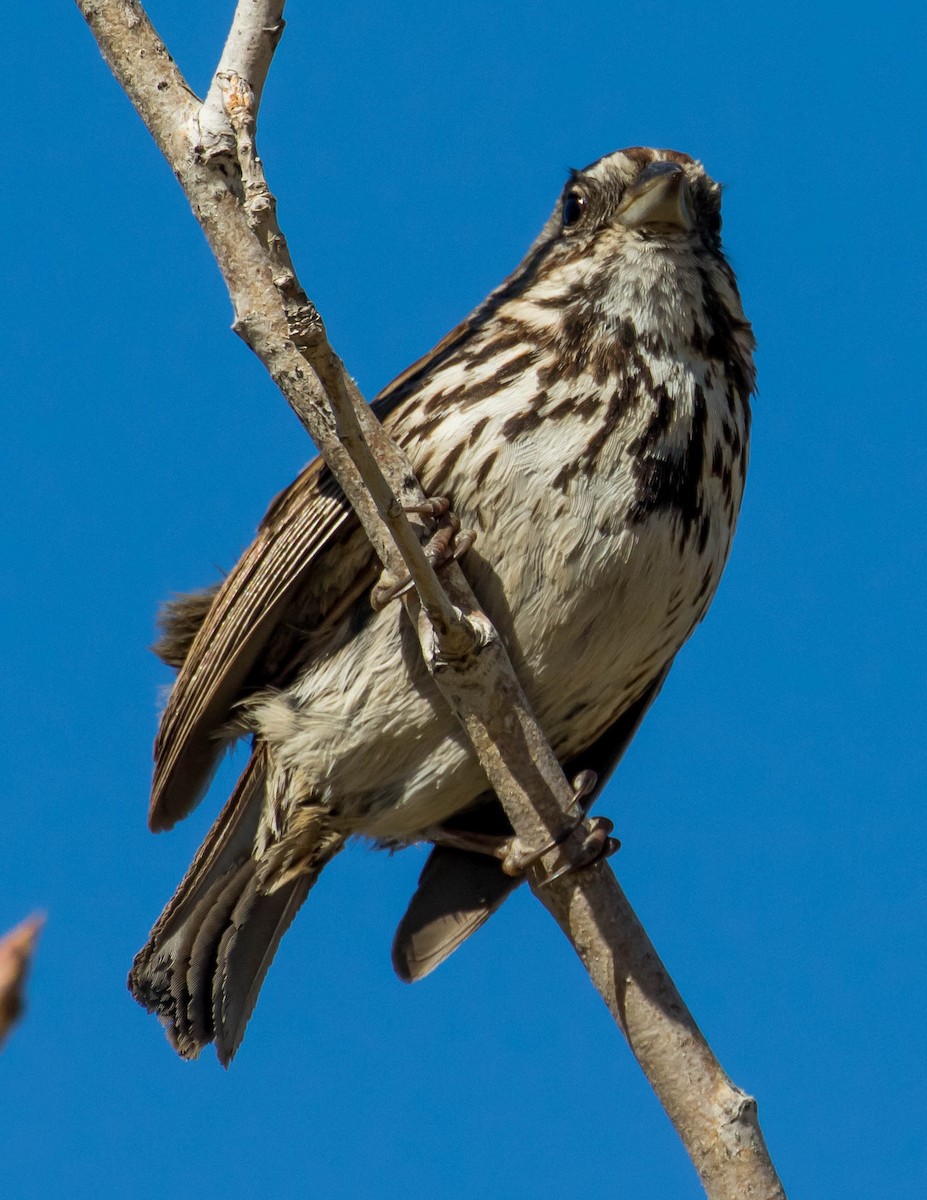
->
[[130, 146, 755, 1065]]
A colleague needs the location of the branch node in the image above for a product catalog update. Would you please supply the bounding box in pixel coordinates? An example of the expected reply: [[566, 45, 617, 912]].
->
[[427, 607, 494, 666]]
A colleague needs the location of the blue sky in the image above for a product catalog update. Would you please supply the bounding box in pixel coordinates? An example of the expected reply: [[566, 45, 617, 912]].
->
[[3, 2, 925, 1196]]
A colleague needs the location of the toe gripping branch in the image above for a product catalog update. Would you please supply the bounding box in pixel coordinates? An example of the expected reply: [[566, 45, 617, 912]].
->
[[371, 497, 477, 610], [513, 769, 621, 886], [425, 770, 620, 884]]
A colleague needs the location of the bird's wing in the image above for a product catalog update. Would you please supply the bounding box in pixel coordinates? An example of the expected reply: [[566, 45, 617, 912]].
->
[[147, 297, 500, 836], [149, 456, 367, 831], [146, 235, 567, 838]]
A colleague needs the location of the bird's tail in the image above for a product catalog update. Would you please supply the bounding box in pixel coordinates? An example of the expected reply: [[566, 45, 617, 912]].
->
[[391, 797, 521, 982], [129, 748, 344, 1065]]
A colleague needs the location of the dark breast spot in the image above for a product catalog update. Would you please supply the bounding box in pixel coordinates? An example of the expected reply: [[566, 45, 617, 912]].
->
[[468, 415, 490, 445], [463, 327, 526, 366], [474, 449, 500, 489], [552, 462, 577, 493], [629, 384, 708, 546], [546, 394, 598, 422], [502, 408, 543, 439], [486, 348, 538, 388], [629, 385, 674, 457], [693, 563, 715, 604]]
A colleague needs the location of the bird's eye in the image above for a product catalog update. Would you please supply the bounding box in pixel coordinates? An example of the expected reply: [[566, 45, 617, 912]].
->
[[562, 189, 586, 227]]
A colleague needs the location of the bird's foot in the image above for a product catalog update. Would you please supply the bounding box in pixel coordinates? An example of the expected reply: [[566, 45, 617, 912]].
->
[[371, 497, 476, 609], [510, 770, 620, 883], [424, 771, 619, 881]]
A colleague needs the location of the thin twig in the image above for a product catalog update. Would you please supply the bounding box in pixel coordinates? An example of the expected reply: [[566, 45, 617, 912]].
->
[[199, 0, 286, 154], [75, 4, 786, 1196], [217, 69, 478, 653]]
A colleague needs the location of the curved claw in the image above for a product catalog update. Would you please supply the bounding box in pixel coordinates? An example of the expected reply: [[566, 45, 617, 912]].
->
[[498, 771, 603, 876], [539, 818, 620, 887], [424, 768, 616, 883], [569, 769, 598, 814], [371, 573, 415, 609], [404, 496, 450, 519]]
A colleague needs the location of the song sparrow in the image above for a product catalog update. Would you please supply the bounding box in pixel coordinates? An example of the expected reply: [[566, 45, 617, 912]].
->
[[130, 147, 755, 1064]]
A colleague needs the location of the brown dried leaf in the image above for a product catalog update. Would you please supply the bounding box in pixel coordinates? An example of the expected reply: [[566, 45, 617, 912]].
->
[[0, 914, 45, 1050]]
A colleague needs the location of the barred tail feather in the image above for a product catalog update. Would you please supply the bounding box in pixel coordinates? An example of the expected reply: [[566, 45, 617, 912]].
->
[[129, 748, 343, 1065], [209, 871, 314, 1065]]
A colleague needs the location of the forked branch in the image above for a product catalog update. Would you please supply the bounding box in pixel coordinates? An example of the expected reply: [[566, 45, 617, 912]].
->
[[75, 3, 786, 1196]]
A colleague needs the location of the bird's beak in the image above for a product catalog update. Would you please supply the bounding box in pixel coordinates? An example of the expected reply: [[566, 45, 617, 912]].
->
[[616, 161, 693, 232]]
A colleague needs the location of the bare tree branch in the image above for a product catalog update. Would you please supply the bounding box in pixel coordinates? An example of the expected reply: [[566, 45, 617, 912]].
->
[[199, 0, 286, 153], [0, 915, 44, 1051], [75, 3, 786, 1196]]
